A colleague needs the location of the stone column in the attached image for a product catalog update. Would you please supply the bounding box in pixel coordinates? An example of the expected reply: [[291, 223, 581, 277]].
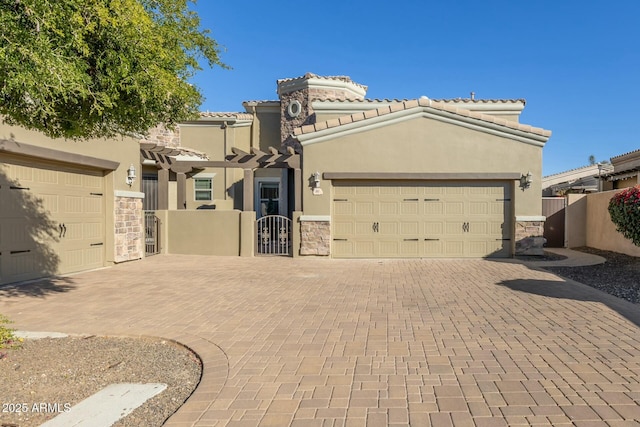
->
[[114, 191, 145, 262], [299, 216, 331, 256], [515, 216, 546, 255]]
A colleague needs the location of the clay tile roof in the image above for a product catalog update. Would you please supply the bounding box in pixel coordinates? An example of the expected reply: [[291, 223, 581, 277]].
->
[[433, 98, 527, 105], [610, 148, 640, 160], [293, 98, 551, 138], [199, 111, 254, 120], [277, 72, 368, 91]]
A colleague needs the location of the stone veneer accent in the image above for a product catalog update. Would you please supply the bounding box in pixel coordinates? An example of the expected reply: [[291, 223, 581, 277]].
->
[[140, 124, 181, 147], [515, 220, 545, 256], [114, 195, 144, 262], [300, 220, 330, 256], [280, 89, 314, 149]]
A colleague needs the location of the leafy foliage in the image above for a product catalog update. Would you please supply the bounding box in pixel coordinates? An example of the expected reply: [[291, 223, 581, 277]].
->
[[0, 313, 21, 355], [608, 185, 640, 246], [0, 0, 226, 140]]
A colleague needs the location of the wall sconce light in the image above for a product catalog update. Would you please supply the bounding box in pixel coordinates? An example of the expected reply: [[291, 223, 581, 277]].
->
[[312, 171, 321, 188], [126, 164, 137, 186], [520, 171, 532, 190]]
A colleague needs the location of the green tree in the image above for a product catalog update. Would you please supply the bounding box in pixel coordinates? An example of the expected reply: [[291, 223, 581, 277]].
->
[[0, 0, 226, 140]]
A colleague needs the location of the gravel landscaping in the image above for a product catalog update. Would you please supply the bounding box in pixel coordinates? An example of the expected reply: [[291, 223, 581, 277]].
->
[[545, 247, 640, 304], [0, 335, 201, 427]]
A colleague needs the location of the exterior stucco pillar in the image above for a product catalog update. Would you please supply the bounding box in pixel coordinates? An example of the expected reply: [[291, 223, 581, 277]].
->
[[177, 172, 186, 210], [157, 167, 169, 210], [243, 169, 254, 212]]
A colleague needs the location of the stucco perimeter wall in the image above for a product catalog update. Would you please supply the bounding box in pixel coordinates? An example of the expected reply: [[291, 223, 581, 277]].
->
[[565, 194, 587, 248], [585, 190, 640, 257], [164, 210, 241, 256], [302, 116, 543, 217]]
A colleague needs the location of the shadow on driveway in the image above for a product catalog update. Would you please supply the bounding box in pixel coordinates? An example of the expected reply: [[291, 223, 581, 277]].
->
[[497, 277, 640, 328], [0, 277, 76, 298]]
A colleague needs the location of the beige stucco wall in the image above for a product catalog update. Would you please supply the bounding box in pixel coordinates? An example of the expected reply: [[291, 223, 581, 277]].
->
[[585, 190, 640, 257], [254, 111, 281, 152], [165, 210, 241, 255], [1, 121, 142, 268], [614, 176, 639, 189], [178, 123, 252, 210], [301, 116, 543, 217], [0, 122, 140, 192], [565, 194, 587, 248]]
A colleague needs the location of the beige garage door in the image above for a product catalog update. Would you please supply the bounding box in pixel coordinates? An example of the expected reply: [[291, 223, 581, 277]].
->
[[0, 158, 105, 285], [332, 181, 511, 258]]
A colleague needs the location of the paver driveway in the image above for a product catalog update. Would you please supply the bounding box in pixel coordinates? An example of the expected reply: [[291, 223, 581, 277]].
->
[[1, 255, 640, 427]]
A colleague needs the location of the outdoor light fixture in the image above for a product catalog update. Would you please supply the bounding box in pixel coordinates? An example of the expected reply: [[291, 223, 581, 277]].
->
[[312, 171, 321, 188], [126, 164, 137, 186], [520, 171, 532, 190]]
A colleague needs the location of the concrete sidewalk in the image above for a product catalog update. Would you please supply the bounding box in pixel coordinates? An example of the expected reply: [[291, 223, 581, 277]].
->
[[1, 255, 639, 426]]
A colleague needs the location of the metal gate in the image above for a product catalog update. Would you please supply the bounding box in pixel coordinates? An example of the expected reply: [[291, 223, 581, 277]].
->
[[144, 211, 161, 256], [256, 215, 291, 256], [542, 197, 566, 248]]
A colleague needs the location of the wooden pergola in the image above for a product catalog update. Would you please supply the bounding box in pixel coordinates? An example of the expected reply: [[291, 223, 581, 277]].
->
[[140, 143, 302, 212]]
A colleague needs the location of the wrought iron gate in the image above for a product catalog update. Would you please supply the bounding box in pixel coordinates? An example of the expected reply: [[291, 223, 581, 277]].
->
[[144, 211, 161, 256], [256, 215, 291, 256]]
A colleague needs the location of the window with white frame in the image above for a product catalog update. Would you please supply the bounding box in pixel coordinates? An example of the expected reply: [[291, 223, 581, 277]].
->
[[194, 177, 213, 201]]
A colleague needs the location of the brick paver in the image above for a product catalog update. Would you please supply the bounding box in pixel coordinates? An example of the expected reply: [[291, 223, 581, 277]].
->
[[1, 256, 640, 426]]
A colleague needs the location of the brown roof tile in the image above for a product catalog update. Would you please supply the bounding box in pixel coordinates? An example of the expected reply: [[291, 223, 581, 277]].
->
[[293, 98, 551, 138]]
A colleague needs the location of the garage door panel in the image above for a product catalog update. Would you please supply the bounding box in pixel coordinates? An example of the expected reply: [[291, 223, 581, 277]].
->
[[445, 202, 464, 215], [355, 202, 374, 215], [1, 159, 105, 284], [379, 201, 398, 215], [400, 201, 418, 215], [355, 221, 375, 235], [378, 221, 398, 235], [422, 239, 442, 256], [354, 240, 375, 256], [424, 221, 444, 235], [444, 240, 465, 257], [334, 221, 353, 236], [83, 197, 103, 213], [332, 240, 354, 257], [469, 201, 488, 215], [380, 240, 400, 256], [332, 181, 511, 258], [423, 202, 443, 215], [333, 201, 354, 215], [399, 240, 419, 256], [400, 222, 419, 235]]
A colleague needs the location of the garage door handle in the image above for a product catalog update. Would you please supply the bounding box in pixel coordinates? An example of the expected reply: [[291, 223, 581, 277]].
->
[[496, 238, 511, 241], [90, 242, 104, 246], [424, 198, 440, 201], [403, 198, 419, 201], [372, 222, 379, 232], [333, 238, 347, 241], [10, 186, 30, 190], [424, 238, 440, 241], [59, 223, 67, 238], [10, 250, 31, 254], [462, 222, 469, 232], [403, 238, 419, 241]]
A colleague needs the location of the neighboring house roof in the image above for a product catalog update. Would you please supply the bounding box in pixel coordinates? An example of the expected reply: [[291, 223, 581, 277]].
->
[[293, 97, 551, 146], [606, 148, 640, 181], [542, 164, 613, 189]]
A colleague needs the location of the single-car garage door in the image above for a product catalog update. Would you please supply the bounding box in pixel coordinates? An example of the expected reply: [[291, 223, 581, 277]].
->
[[332, 181, 511, 258], [0, 158, 105, 285]]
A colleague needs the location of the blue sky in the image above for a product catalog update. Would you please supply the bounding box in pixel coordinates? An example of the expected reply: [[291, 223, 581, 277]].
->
[[189, 1, 640, 176]]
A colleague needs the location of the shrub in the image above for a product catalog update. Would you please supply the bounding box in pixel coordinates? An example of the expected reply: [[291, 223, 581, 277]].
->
[[0, 314, 21, 357], [608, 185, 640, 246]]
